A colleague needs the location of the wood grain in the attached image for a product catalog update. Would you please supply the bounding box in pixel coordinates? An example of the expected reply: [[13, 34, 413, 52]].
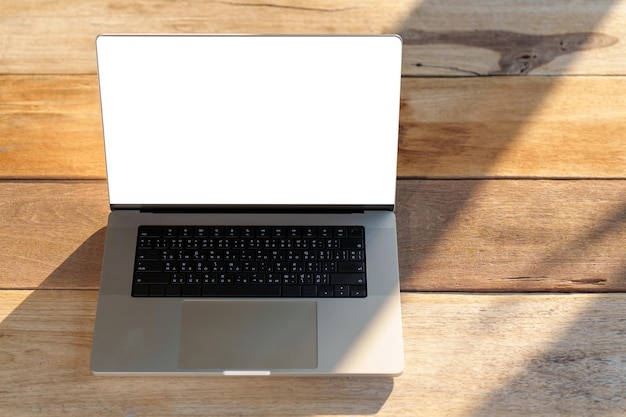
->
[[398, 76, 626, 179], [2, 290, 626, 416], [0, 75, 105, 179], [401, 29, 619, 76], [398, 0, 626, 76], [1, 0, 625, 76], [0, 181, 108, 289], [397, 180, 626, 292], [2, 75, 625, 180], [2, 180, 625, 292]]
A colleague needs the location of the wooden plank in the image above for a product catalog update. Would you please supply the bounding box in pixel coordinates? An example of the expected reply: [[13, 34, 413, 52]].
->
[[2, 180, 625, 292], [1, 0, 625, 76], [0, 0, 415, 74], [2, 290, 626, 416], [2, 75, 625, 180], [399, 0, 626, 76], [399, 76, 626, 179], [0, 75, 105, 179], [0, 181, 108, 289], [397, 179, 626, 292]]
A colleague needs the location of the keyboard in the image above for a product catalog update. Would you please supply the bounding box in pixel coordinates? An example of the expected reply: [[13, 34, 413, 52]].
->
[[133, 225, 367, 298]]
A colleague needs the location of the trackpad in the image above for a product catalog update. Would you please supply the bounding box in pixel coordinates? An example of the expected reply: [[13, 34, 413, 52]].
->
[[178, 300, 317, 370]]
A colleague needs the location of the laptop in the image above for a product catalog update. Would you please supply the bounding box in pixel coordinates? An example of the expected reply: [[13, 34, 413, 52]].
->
[[91, 34, 404, 376]]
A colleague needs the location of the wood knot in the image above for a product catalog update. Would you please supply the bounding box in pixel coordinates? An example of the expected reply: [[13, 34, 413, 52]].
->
[[398, 29, 618, 75]]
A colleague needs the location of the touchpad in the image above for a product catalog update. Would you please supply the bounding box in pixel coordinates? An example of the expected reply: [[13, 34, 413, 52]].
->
[[178, 300, 317, 370]]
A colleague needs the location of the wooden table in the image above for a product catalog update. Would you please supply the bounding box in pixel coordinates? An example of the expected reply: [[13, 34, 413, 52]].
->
[[1, 1, 626, 415]]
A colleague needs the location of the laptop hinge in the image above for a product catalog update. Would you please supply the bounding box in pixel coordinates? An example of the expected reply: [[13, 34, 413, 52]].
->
[[110, 204, 394, 213]]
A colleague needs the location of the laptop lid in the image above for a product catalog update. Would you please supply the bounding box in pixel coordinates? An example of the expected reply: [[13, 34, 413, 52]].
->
[[96, 35, 402, 209]]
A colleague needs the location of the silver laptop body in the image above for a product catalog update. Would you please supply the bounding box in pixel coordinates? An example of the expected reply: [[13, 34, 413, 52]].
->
[[91, 34, 404, 376]]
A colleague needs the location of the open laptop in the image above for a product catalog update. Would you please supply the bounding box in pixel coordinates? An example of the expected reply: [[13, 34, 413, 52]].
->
[[91, 34, 404, 376]]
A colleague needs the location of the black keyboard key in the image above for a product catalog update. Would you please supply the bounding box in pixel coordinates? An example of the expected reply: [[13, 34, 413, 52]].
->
[[313, 273, 329, 284], [132, 284, 150, 297], [318, 286, 334, 297], [209, 227, 223, 237], [165, 285, 182, 297], [334, 284, 350, 297], [150, 284, 166, 296], [163, 227, 178, 237], [136, 250, 162, 261], [182, 284, 202, 296], [139, 226, 162, 237], [153, 238, 169, 249], [342, 239, 364, 249], [337, 262, 365, 273], [135, 260, 163, 272], [350, 286, 367, 297], [302, 285, 317, 297], [330, 273, 365, 285], [225, 227, 239, 237], [194, 227, 209, 237], [179, 227, 194, 237], [348, 227, 364, 238], [137, 238, 154, 249], [241, 227, 256, 237], [201, 285, 281, 297], [171, 272, 186, 284], [134, 272, 170, 284], [319, 227, 332, 238], [272, 227, 287, 237], [325, 239, 340, 249], [348, 250, 364, 261], [282, 285, 301, 297]]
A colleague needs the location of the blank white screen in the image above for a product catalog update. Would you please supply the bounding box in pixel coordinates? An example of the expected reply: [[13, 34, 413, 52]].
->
[[97, 35, 402, 206]]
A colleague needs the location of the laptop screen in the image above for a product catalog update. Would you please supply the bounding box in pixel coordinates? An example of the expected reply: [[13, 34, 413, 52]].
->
[[97, 35, 402, 207]]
